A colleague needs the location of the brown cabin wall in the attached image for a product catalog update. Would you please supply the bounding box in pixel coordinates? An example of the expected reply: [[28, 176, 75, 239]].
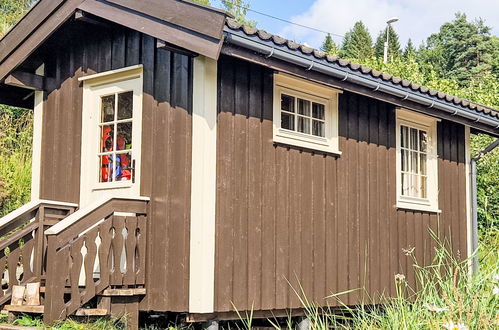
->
[[38, 24, 192, 312], [214, 55, 468, 312]]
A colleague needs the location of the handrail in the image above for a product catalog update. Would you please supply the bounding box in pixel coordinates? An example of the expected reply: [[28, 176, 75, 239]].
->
[[44, 196, 149, 324], [46, 195, 149, 236], [0, 200, 77, 306], [0, 199, 77, 236]]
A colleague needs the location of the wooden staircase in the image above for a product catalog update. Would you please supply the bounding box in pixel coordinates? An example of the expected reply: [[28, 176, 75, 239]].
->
[[0, 197, 149, 329]]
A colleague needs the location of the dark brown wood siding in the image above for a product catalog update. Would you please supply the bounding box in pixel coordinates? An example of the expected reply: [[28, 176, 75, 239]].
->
[[38, 23, 192, 312], [214, 56, 468, 312]]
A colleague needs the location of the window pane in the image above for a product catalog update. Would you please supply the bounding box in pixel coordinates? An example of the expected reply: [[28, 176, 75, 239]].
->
[[100, 154, 114, 183], [401, 173, 408, 196], [421, 176, 427, 198], [116, 152, 132, 181], [411, 174, 418, 196], [401, 126, 408, 148], [117, 122, 133, 151], [312, 120, 325, 137], [312, 103, 325, 120], [401, 149, 408, 172], [281, 94, 295, 113], [101, 125, 114, 153], [419, 130, 427, 152], [281, 113, 294, 130], [298, 117, 310, 134], [101, 95, 115, 123], [117, 91, 133, 120], [420, 153, 427, 175], [298, 99, 311, 116], [411, 151, 418, 174], [410, 128, 418, 150]]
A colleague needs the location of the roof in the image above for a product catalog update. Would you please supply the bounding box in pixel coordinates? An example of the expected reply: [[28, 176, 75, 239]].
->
[[0, 0, 228, 82], [224, 19, 499, 131]]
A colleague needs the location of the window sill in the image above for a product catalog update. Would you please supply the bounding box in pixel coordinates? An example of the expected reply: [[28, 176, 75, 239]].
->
[[274, 134, 341, 156], [92, 181, 134, 191], [396, 202, 441, 214]]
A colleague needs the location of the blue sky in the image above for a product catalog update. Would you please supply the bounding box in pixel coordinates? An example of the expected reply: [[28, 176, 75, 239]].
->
[[211, 0, 499, 50]]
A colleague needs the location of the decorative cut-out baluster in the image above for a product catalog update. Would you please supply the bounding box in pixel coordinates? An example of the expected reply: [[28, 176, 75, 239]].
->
[[83, 228, 98, 302], [69, 238, 84, 307], [96, 218, 112, 292], [111, 216, 125, 285], [21, 239, 35, 282], [7, 248, 21, 291], [136, 215, 147, 284], [124, 216, 138, 285]]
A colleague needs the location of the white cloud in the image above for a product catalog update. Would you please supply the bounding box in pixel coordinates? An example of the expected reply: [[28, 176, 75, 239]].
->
[[278, 0, 499, 49]]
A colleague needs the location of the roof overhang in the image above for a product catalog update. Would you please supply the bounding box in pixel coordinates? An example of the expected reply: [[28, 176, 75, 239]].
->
[[0, 0, 228, 86], [223, 24, 499, 137]]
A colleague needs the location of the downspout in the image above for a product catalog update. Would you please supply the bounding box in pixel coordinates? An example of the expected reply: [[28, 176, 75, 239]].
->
[[470, 138, 499, 272]]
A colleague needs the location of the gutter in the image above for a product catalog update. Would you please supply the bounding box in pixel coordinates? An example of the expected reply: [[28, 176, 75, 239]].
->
[[224, 31, 499, 130], [470, 138, 499, 272]]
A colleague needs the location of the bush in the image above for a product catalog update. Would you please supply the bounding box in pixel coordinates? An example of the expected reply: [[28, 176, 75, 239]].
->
[[0, 109, 32, 216]]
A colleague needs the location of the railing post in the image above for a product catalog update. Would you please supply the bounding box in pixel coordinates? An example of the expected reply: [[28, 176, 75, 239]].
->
[[33, 206, 45, 278], [43, 235, 64, 325]]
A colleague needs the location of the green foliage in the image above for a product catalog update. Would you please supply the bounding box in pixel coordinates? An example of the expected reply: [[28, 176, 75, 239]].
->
[[190, 0, 211, 5], [419, 13, 499, 86], [0, 110, 32, 216], [247, 232, 499, 329], [403, 38, 416, 58], [374, 24, 401, 60], [340, 21, 373, 60], [320, 33, 338, 55], [221, 0, 256, 27], [0, 0, 37, 37]]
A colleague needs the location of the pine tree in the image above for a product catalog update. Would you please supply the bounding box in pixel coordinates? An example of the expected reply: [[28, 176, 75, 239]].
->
[[321, 33, 338, 55], [221, 0, 256, 27], [340, 21, 373, 60], [403, 39, 417, 58], [374, 25, 401, 60], [419, 13, 499, 84]]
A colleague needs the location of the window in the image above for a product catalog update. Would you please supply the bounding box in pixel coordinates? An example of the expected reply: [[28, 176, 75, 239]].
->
[[273, 74, 341, 154], [396, 109, 439, 212], [99, 91, 134, 183], [79, 65, 143, 194]]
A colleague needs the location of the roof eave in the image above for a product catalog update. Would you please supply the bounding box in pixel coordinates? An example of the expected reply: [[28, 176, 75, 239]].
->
[[223, 28, 499, 136]]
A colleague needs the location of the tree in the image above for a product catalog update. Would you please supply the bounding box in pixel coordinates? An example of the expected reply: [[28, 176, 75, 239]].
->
[[0, 0, 37, 37], [403, 38, 417, 58], [320, 33, 338, 55], [221, 0, 256, 27], [419, 13, 499, 85], [340, 21, 373, 60], [374, 24, 401, 60]]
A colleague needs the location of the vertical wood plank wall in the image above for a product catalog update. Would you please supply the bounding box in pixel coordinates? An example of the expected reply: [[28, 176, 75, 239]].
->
[[38, 23, 192, 312], [214, 55, 468, 312]]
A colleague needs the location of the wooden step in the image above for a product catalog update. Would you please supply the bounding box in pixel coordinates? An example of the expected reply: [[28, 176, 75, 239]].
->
[[98, 288, 146, 296], [0, 325, 42, 330], [74, 308, 108, 316], [3, 305, 44, 314], [3, 305, 108, 317]]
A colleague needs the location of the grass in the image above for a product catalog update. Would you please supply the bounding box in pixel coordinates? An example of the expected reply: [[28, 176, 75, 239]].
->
[[0, 110, 33, 216], [265, 230, 499, 330]]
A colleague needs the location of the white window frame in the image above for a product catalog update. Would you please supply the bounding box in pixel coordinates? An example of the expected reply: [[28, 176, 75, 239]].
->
[[396, 108, 439, 212], [79, 65, 143, 204], [273, 73, 341, 154]]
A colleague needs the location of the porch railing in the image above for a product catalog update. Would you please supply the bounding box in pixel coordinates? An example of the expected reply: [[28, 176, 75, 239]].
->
[[0, 200, 78, 305], [43, 196, 149, 323]]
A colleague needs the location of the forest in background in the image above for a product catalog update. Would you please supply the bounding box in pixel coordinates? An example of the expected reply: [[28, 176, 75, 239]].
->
[[0, 0, 498, 233]]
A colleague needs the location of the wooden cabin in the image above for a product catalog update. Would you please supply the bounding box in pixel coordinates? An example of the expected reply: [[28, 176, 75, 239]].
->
[[0, 0, 498, 328]]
